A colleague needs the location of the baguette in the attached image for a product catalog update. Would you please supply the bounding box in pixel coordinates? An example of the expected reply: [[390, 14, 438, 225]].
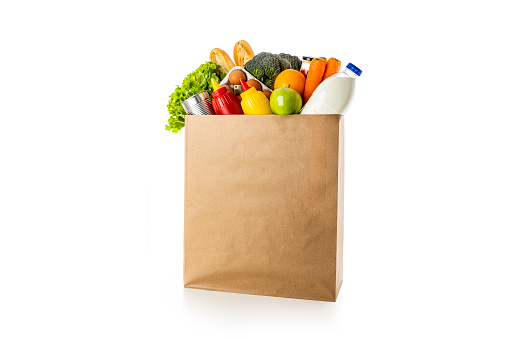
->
[[233, 40, 255, 67], [210, 48, 235, 74]]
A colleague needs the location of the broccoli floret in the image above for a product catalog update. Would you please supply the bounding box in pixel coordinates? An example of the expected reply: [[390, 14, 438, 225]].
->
[[264, 79, 274, 90], [253, 52, 271, 61], [247, 52, 301, 85], [277, 53, 294, 69], [245, 52, 275, 81], [292, 56, 302, 71], [245, 59, 264, 80], [277, 56, 292, 72], [259, 53, 281, 81], [278, 53, 302, 71]]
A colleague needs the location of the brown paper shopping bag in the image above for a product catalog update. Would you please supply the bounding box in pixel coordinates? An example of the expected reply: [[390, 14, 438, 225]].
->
[[183, 114, 344, 302]]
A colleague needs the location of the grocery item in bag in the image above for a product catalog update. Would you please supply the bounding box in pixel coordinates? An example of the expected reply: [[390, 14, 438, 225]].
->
[[239, 79, 272, 115], [302, 57, 327, 104], [233, 40, 255, 67], [300, 56, 314, 77], [322, 58, 342, 81], [210, 48, 235, 74], [211, 78, 243, 115], [181, 91, 215, 115], [219, 66, 273, 95], [301, 63, 362, 115]]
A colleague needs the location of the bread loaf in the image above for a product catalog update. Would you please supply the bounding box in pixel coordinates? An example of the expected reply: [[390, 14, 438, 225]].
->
[[210, 48, 235, 74], [233, 40, 255, 67]]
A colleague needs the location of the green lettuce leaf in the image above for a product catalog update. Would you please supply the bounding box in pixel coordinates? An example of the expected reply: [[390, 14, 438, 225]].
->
[[166, 62, 225, 133]]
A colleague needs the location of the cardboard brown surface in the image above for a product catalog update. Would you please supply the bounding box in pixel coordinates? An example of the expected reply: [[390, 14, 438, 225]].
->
[[184, 114, 344, 302]]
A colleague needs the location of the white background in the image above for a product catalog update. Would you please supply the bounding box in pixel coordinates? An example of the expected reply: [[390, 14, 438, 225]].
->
[[1, 0, 508, 338]]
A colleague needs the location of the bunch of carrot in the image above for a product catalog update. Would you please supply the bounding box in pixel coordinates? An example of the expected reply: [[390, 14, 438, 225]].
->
[[303, 57, 341, 104]]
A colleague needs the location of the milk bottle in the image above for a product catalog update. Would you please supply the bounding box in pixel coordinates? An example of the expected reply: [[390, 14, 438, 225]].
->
[[301, 63, 362, 115]]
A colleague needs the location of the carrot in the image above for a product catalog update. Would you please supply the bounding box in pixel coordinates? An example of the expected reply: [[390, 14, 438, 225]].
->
[[322, 58, 341, 81], [303, 57, 327, 104]]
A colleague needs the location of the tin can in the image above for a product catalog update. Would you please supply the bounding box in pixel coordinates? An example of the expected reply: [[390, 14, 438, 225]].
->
[[181, 91, 215, 115]]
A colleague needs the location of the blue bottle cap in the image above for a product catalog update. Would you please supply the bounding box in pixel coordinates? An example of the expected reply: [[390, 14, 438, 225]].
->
[[346, 63, 362, 76]]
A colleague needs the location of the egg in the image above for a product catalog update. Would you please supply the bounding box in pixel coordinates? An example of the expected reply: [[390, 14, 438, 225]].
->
[[229, 70, 246, 86], [222, 85, 233, 93], [246, 79, 261, 91], [236, 95, 242, 102], [262, 91, 271, 99]]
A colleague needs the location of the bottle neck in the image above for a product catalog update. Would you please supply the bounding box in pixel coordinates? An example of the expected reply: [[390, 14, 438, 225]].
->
[[240, 87, 256, 99], [212, 86, 227, 98], [334, 68, 358, 79]]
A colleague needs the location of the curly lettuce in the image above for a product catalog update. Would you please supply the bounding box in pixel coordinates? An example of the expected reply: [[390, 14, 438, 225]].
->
[[166, 62, 224, 133]]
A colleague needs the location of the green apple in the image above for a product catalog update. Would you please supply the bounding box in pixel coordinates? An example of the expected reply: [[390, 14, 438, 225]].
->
[[270, 88, 302, 115]]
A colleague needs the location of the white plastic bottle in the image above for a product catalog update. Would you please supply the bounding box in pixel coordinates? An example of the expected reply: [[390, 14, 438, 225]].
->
[[301, 63, 362, 115]]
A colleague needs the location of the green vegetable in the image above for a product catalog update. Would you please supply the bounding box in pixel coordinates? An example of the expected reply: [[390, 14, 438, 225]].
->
[[292, 56, 302, 71], [245, 52, 280, 82], [245, 58, 264, 80], [264, 79, 275, 90], [259, 53, 281, 81], [166, 62, 224, 133], [244, 52, 303, 89], [278, 53, 302, 71], [277, 55, 292, 72]]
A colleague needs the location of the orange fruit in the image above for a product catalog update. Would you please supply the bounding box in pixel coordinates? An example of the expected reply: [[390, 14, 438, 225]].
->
[[274, 69, 306, 96]]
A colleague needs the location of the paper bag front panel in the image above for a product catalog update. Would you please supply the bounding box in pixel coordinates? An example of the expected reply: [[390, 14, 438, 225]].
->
[[184, 115, 343, 301]]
